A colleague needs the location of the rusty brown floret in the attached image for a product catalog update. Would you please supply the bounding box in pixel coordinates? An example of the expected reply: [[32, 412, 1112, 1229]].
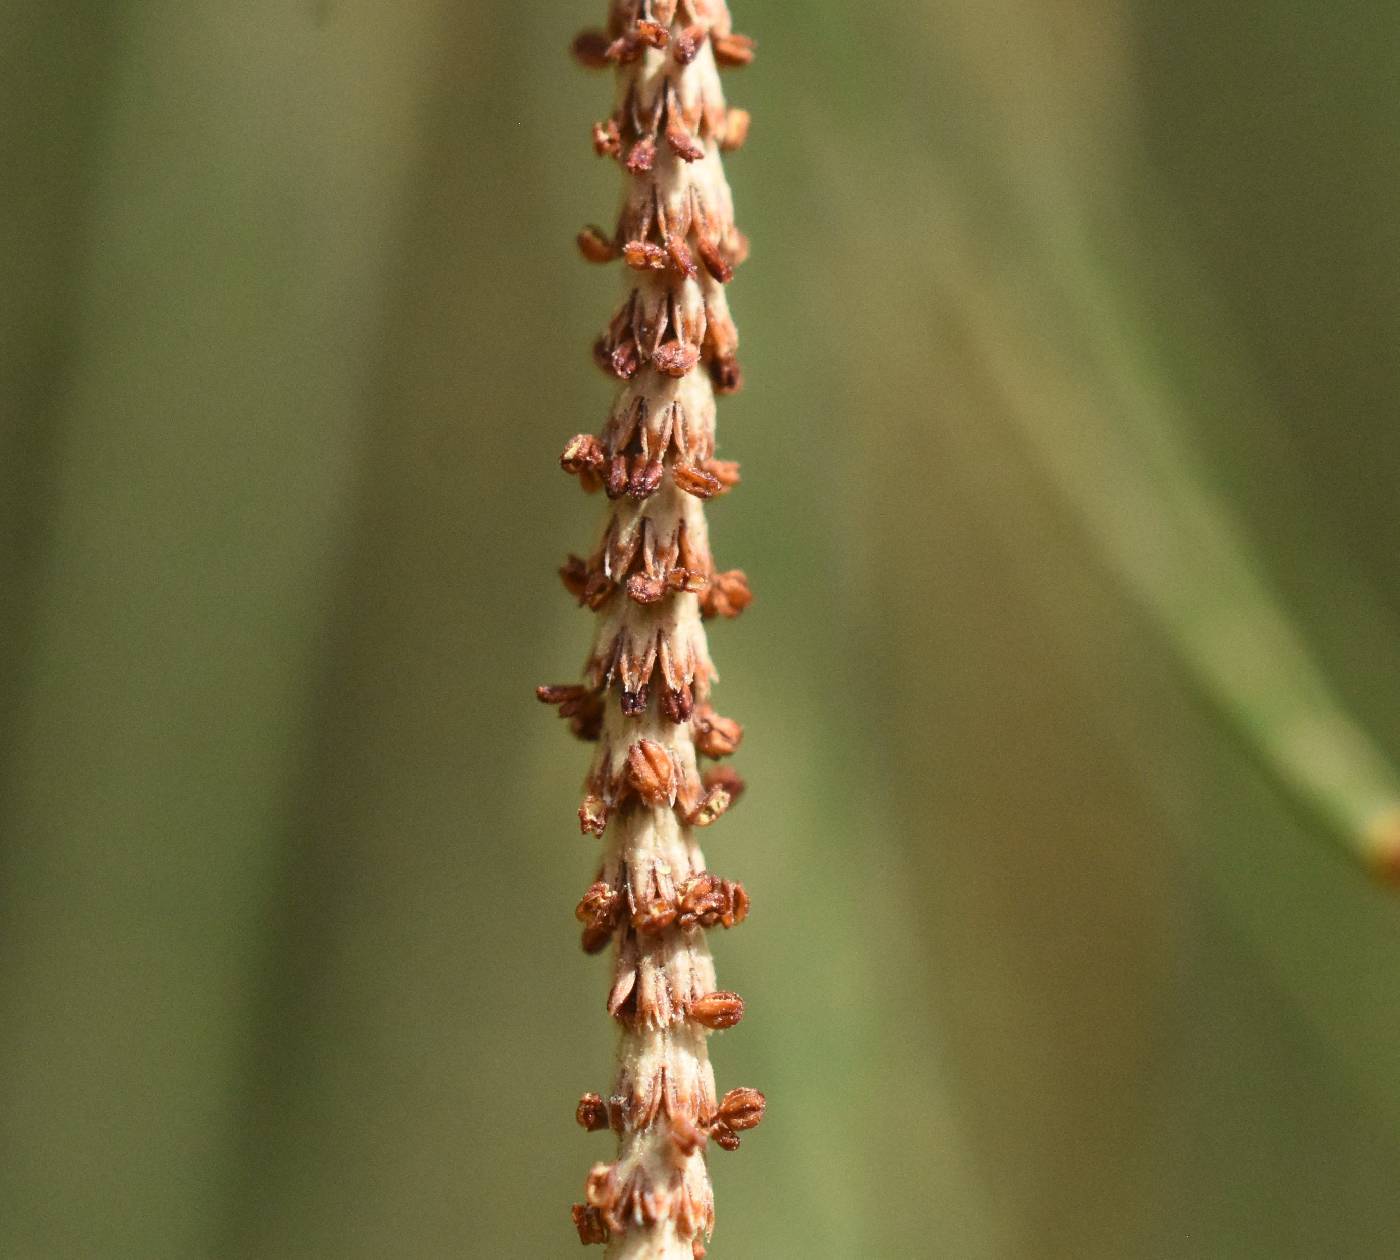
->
[[546, 1, 762, 1254]]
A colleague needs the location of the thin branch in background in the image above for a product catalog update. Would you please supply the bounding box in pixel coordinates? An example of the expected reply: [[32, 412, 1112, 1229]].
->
[[938, 198, 1400, 888]]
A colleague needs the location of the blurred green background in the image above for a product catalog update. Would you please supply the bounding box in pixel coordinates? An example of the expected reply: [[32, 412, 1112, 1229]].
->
[[4, 2, 1400, 1257]]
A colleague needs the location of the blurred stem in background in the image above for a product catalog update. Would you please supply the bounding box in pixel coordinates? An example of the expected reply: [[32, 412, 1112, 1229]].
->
[[2, 2, 1400, 1258]]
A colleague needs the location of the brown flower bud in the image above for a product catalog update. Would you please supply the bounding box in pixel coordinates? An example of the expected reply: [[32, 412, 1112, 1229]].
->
[[576, 1092, 611, 1132], [689, 991, 745, 1030], [717, 1087, 766, 1132], [627, 739, 676, 806]]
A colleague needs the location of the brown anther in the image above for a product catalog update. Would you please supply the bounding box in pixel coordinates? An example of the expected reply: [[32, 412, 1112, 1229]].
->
[[626, 572, 667, 605], [666, 233, 699, 279], [701, 568, 752, 619], [627, 739, 676, 806], [591, 118, 621, 157], [670, 568, 709, 594], [537, 684, 605, 741], [689, 991, 745, 1030], [672, 463, 722, 499], [623, 240, 668, 271], [704, 458, 742, 489], [576, 880, 622, 940], [708, 355, 743, 394], [696, 236, 734, 284], [710, 1126, 741, 1152], [582, 571, 614, 610], [605, 453, 629, 498], [610, 339, 641, 379], [572, 1203, 609, 1245], [579, 794, 608, 836], [628, 458, 664, 499], [571, 29, 612, 69], [633, 896, 678, 935], [703, 765, 746, 805], [635, 19, 669, 47], [670, 1116, 707, 1156], [673, 24, 707, 64], [720, 107, 751, 150], [581, 921, 615, 954], [576, 1092, 612, 1132], [677, 872, 749, 930], [561, 433, 606, 474], [559, 555, 590, 602], [693, 1239, 707, 1259], [717, 1087, 766, 1132], [693, 706, 743, 758], [652, 340, 701, 378], [712, 31, 756, 67], [662, 685, 694, 723], [604, 34, 644, 64], [625, 137, 656, 173], [621, 685, 649, 717], [665, 118, 705, 163], [688, 785, 732, 827], [577, 225, 616, 263]]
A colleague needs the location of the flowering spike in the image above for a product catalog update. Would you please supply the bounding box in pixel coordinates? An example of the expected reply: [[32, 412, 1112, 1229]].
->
[[543, 2, 761, 1252]]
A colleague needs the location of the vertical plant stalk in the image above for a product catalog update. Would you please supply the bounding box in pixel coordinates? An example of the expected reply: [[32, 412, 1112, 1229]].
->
[[539, 3, 762, 1256]]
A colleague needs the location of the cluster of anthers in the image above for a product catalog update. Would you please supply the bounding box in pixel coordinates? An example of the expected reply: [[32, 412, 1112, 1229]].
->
[[538, 2, 762, 1256]]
